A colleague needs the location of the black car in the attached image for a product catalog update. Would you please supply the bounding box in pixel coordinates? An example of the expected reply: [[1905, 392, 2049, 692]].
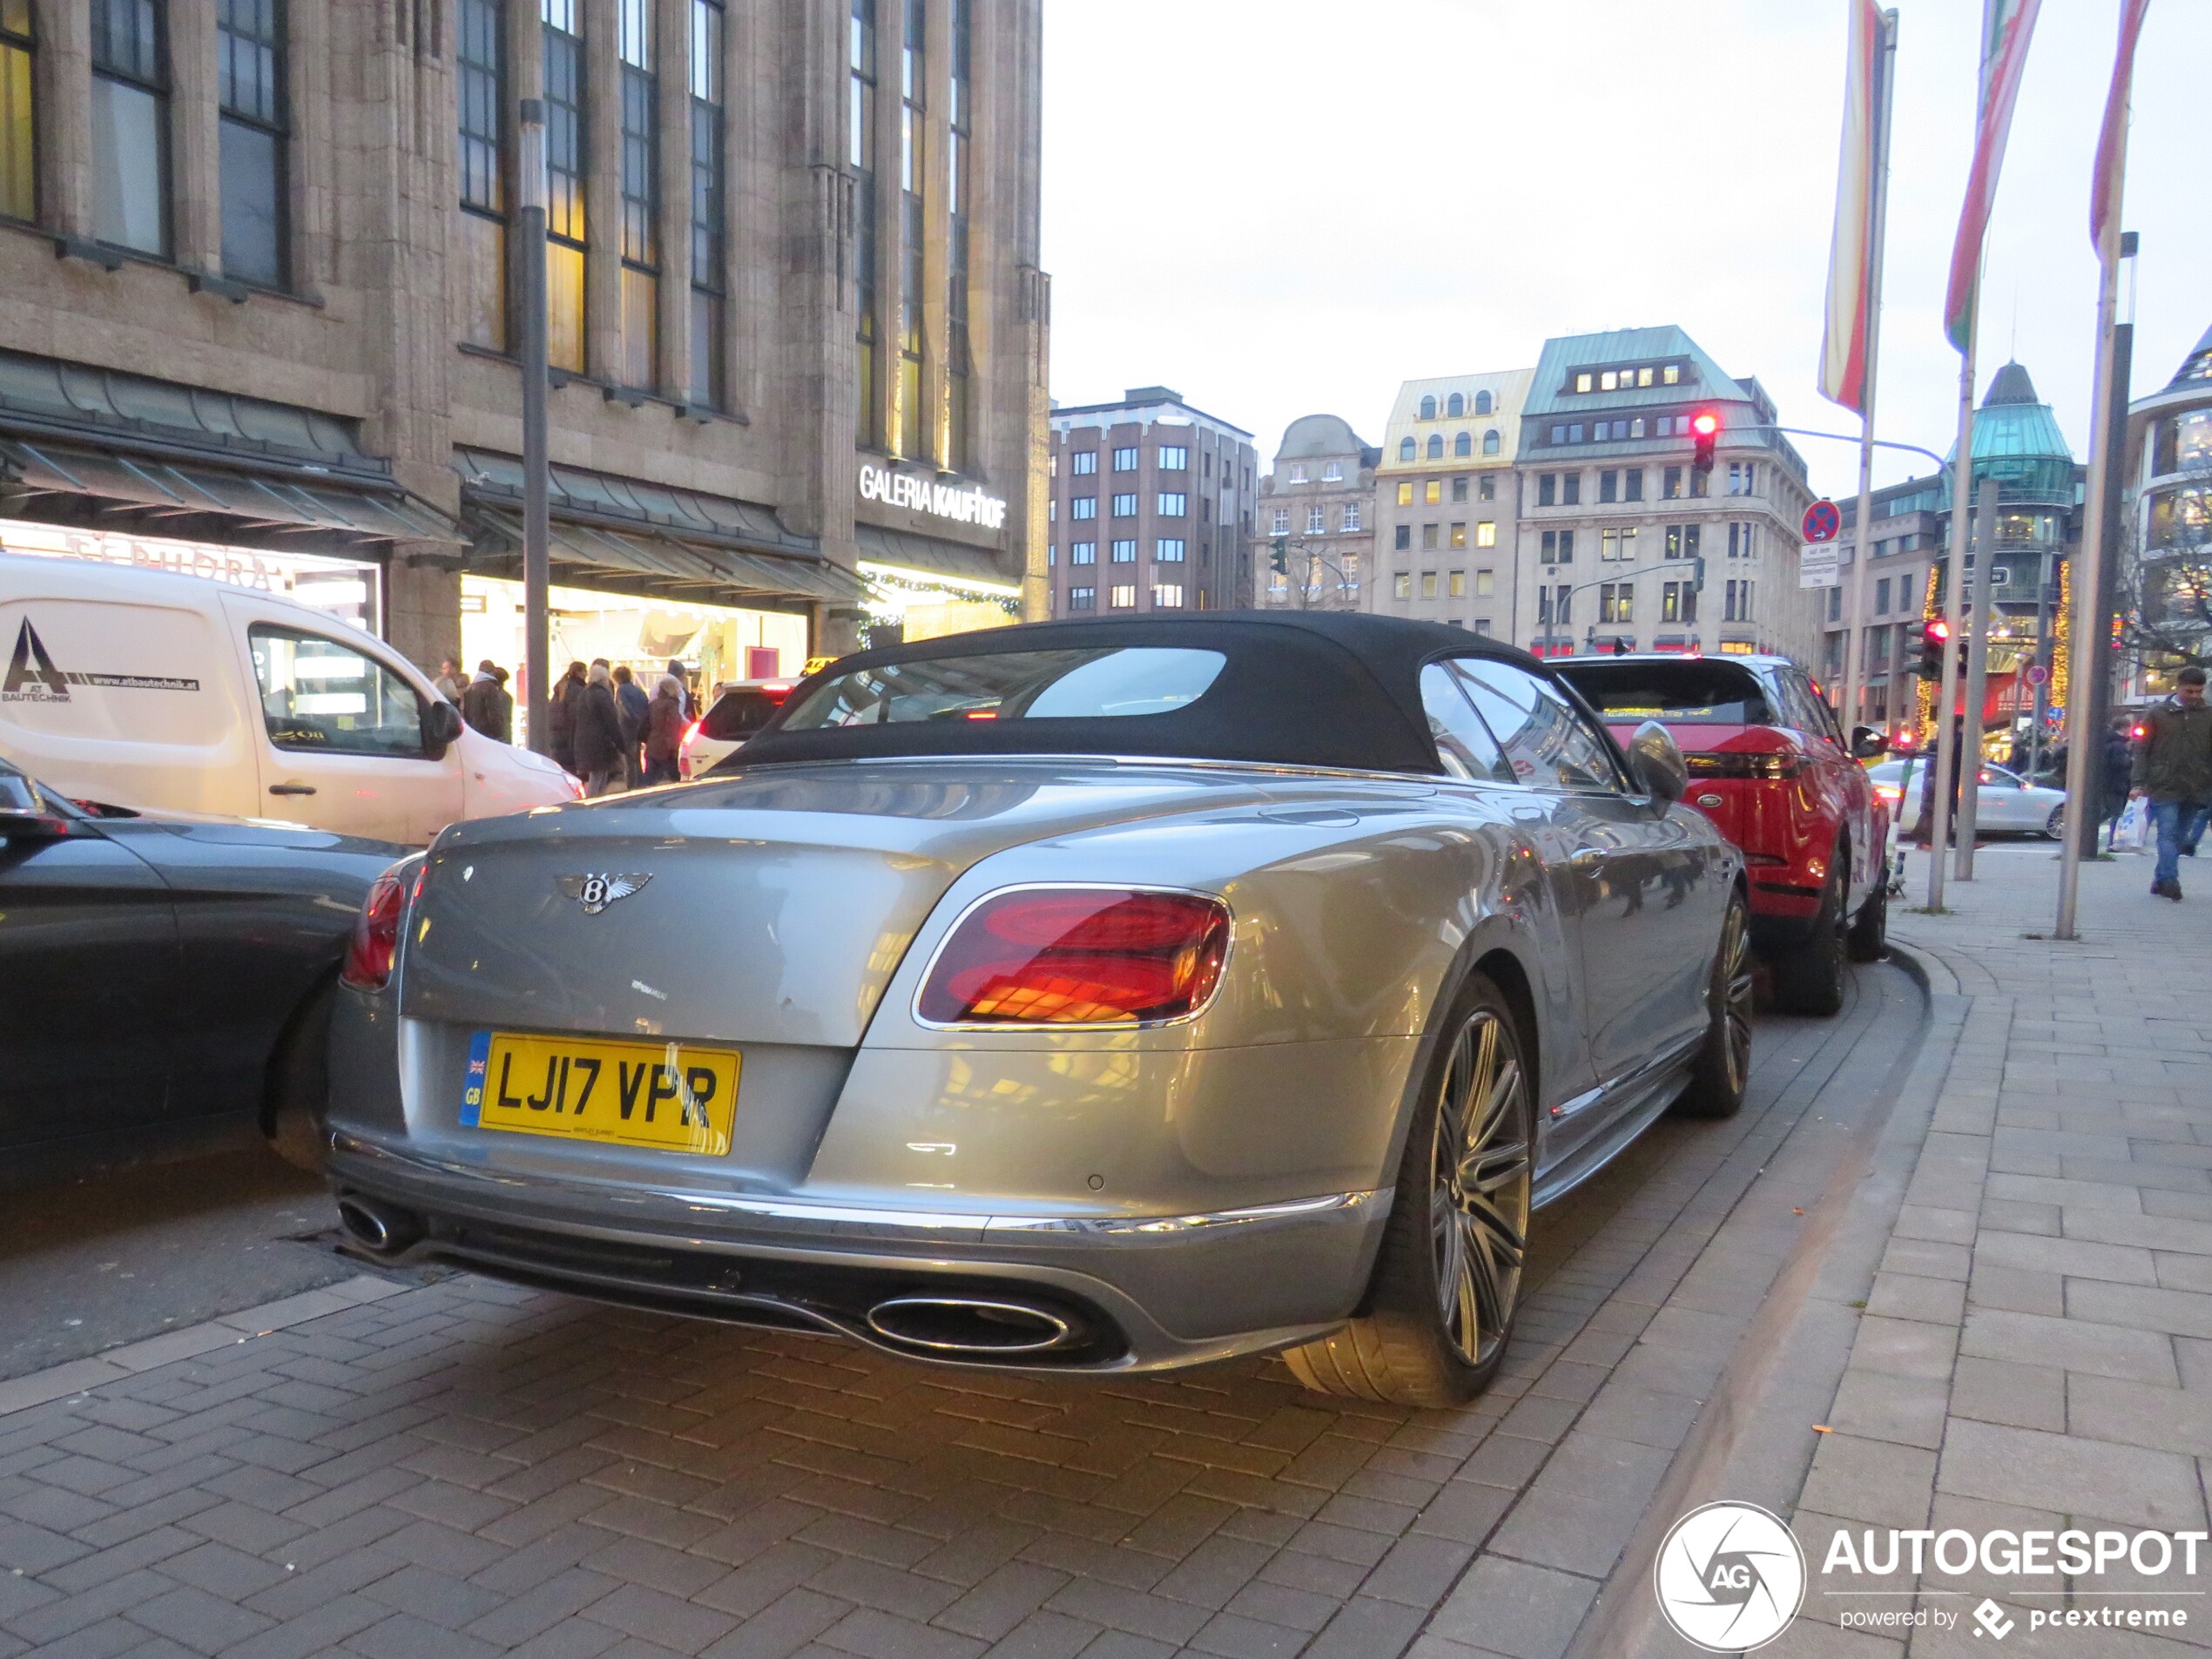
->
[[0, 759, 406, 1178]]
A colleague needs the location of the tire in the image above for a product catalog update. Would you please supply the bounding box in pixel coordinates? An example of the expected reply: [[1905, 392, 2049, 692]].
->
[[265, 982, 334, 1175], [1283, 973, 1534, 1406], [2044, 805, 2067, 840], [1770, 860, 1847, 1017], [1845, 875, 1887, 963], [1674, 891, 1754, 1119]]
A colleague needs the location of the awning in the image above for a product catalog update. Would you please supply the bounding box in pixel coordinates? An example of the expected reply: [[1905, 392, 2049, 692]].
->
[[854, 522, 1017, 588], [466, 509, 864, 611], [0, 436, 458, 556]]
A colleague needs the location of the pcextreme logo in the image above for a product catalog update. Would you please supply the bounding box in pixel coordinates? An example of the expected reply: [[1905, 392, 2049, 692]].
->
[[2, 619, 200, 702], [1654, 1502, 1806, 1652]]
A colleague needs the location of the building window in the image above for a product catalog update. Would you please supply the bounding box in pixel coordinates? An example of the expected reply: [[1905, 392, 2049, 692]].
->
[[1723, 579, 1757, 623], [889, 0, 927, 451], [457, 0, 506, 348], [1109, 539, 1136, 563], [1153, 583, 1184, 609], [1067, 450, 1097, 476], [1541, 529, 1575, 563], [1322, 461, 1342, 481], [1728, 462, 1757, 496], [1419, 394, 1437, 420], [1538, 475, 1555, 508], [1476, 430, 1495, 456], [614, 0, 660, 388], [1393, 572, 1412, 599], [1069, 586, 1096, 611], [1113, 447, 1138, 471], [1475, 570, 1494, 597], [1287, 462, 1308, 483], [1662, 581, 1696, 623], [689, 0, 728, 407], [1420, 523, 1439, 551], [1393, 524, 1410, 551], [1729, 521, 1756, 558], [1110, 493, 1137, 517], [1420, 571, 1439, 599], [1156, 492, 1185, 516], [1601, 529, 1621, 562], [218, 0, 288, 287], [1341, 502, 1360, 532], [1453, 431, 1471, 457], [1424, 480, 1441, 505], [1156, 538, 1184, 562], [1600, 583, 1632, 624], [850, 0, 879, 441], [1071, 496, 1096, 520], [1447, 570, 1466, 598], [1446, 392, 1464, 417], [0, 0, 30, 223], [1398, 436, 1415, 462], [1561, 474, 1581, 506], [1446, 522, 1465, 549], [1447, 476, 1465, 504], [945, 0, 972, 465], [1304, 505, 1324, 534], [1575, 374, 1592, 394], [1662, 466, 1683, 500], [1396, 482, 1413, 507], [1109, 583, 1136, 609], [1663, 523, 1700, 560], [1662, 364, 1682, 385], [1069, 541, 1095, 564], [1599, 469, 1617, 504], [1624, 467, 1644, 502], [1424, 434, 1442, 460], [1875, 577, 1891, 615], [544, 0, 589, 374], [1478, 475, 1495, 502], [91, 0, 170, 255], [1474, 521, 1496, 549], [1474, 618, 1493, 637], [1159, 445, 1188, 470]]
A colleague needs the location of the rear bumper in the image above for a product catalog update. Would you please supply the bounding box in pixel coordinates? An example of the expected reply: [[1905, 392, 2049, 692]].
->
[[326, 1129, 1389, 1373]]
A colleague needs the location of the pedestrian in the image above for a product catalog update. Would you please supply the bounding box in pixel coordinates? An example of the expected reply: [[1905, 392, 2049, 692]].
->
[[612, 664, 651, 789], [575, 659, 628, 798], [665, 658, 695, 719], [643, 673, 687, 785], [2101, 713, 2134, 852], [1913, 718, 1967, 847], [433, 658, 463, 702], [2132, 665, 2212, 900], [546, 660, 586, 777], [460, 659, 514, 743]]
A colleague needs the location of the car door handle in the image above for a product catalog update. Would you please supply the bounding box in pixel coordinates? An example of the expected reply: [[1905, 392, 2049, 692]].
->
[[268, 783, 318, 797], [1570, 847, 1606, 871]]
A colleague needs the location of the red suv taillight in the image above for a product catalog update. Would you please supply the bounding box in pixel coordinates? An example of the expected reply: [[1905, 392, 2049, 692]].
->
[[1683, 752, 1804, 780], [341, 867, 418, 990], [917, 887, 1231, 1027]]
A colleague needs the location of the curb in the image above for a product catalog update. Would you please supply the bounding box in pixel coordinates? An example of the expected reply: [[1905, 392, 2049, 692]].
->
[[0, 1273, 415, 1420]]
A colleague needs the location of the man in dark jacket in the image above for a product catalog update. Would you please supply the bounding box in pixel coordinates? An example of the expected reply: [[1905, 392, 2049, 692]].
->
[[574, 660, 629, 797], [460, 661, 514, 743], [643, 674, 688, 785], [546, 660, 586, 777], [2100, 714, 2134, 851], [612, 664, 651, 788], [2134, 665, 2212, 899]]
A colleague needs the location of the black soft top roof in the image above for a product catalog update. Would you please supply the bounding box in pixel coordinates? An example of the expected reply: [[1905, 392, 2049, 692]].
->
[[730, 611, 1551, 774]]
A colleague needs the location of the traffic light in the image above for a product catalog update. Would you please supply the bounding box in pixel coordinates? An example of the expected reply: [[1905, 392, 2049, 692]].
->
[[1269, 535, 1288, 576], [1909, 617, 1951, 678], [1689, 410, 1720, 481]]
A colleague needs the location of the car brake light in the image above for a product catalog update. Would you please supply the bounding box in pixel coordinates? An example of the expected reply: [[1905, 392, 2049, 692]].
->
[[1683, 752, 1804, 780], [918, 888, 1231, 1027], [684, 718, 702, 744], [1873, 785, 1902, 802], [341, 866, 420, 990]]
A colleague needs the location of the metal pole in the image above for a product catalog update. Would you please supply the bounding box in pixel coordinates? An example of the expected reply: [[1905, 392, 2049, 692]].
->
[[1956, 475, 2000, 877], [518, 98, 553, 758], [1928, 311, 1978, 911], [2077, 245, 2135, 860], [1840, 10, 1898, 736], [2058, 236, 2134, 933]]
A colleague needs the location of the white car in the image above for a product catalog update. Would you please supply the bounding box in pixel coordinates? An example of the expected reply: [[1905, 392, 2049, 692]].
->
[[677, 679, 794, 779], [1867, 756, 2067, 840], [0, 552, 577, 843]]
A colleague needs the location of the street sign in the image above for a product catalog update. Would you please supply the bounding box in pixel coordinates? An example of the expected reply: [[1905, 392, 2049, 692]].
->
[[1798, 543, 1841, 589], [2024, 663, 2051, 687], [1801, 500, 1842, 543]]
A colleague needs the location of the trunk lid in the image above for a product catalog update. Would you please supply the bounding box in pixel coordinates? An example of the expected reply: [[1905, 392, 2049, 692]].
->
[[398, 759, 1285, 1046]]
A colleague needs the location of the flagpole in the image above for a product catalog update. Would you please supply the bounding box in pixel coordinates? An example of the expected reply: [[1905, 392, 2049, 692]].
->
[[1840, 9, 1898, 737], [1927, 299, 1977, 913]]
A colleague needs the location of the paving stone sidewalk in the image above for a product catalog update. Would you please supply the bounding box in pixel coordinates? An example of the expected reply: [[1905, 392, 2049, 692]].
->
[[1769, 846, 2212, 1656]]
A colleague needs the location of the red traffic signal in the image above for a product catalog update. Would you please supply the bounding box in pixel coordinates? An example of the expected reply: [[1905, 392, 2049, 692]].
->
[[1924, 618, 1951, 644], [1689, 409, 1719, 477], [1689, 411, 1720, 438]]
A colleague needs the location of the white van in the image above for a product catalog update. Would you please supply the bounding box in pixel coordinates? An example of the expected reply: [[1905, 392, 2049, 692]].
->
[[0, 552, 576, 843]]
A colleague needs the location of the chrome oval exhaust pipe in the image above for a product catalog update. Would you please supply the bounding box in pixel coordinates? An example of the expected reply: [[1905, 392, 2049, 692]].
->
[[336, 1196, 421, 1257], [865, 1296, 1075, 1355]]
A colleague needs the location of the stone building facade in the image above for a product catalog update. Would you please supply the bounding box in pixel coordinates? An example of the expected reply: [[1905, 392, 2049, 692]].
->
[[1251, 414, 1375, 612], [0, 0, 1047, 690], [1043, 387, 1253, 617], [2120, 323, 2212, 701], [1366, 371, 1531, 636]]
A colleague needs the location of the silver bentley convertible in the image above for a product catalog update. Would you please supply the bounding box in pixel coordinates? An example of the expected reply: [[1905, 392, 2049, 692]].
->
[[324, 615, 1750, 1406]]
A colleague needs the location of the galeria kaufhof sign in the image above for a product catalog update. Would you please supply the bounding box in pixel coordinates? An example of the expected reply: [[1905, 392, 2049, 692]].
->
[[858, 464, 1008, 532]]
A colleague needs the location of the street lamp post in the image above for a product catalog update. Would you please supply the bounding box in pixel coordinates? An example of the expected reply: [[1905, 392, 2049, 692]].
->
[[517, 98, 553, 757]]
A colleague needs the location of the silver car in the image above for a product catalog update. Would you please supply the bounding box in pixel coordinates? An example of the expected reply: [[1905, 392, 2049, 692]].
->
[[1867, 756, 2067, 840], [324, 615, 1749, 1406]]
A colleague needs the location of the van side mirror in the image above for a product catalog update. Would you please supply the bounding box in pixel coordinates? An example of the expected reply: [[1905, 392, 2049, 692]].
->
[[422, 698, 465, 759], [1850, 725, 1889, 760], [1628, 720, 1689, 810]]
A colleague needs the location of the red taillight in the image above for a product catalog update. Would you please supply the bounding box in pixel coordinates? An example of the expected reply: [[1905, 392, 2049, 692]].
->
[[917, 888, 1231, 1027], [341, 867, 416, 990], [684, 718, 702, 744]]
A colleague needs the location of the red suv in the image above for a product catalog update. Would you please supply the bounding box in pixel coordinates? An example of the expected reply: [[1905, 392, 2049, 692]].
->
[[1556, 654, 1890, 1015]]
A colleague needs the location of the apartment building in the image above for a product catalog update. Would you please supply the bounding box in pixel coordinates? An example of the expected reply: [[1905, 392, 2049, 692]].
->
[[1252, 414, 1376, 612], [0, 0, 1046, 691], [2119, 323, 2212, 704], [1366, 369, 1533, 636], [1044, 387, 1254, 616], [1511, 327, 1817, 665]]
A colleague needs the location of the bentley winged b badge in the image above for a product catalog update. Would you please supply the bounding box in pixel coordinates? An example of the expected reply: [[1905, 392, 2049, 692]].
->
[[559, 873, 653, 915]]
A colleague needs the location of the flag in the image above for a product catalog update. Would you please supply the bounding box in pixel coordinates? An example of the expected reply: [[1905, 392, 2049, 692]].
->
[[1943, 0, 2044, 355], [1819, 0, 1885, 413], [2090, 0, 2152, 253]]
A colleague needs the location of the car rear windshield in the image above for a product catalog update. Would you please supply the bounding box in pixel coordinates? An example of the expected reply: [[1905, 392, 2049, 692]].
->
[[779, 647, 1227, 728], [1556, 662, 1771, 725], [698, 689, 788, 741]]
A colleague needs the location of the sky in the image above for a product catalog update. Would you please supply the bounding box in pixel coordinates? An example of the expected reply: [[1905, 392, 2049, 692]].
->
[[1039, 0, 2212, 503]]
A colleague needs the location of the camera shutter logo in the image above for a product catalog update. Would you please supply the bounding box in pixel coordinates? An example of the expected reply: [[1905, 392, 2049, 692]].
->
[[1654, 1501, 1805, 1652]]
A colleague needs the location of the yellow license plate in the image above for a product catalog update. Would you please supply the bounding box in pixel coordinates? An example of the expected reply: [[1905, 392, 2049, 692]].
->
[[460, 1031, 739, 1156]]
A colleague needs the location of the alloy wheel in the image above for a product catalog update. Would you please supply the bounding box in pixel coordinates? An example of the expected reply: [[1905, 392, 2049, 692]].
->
[[1429, 1010, 1532, 1368], [1717, 900, 1755, 1096]]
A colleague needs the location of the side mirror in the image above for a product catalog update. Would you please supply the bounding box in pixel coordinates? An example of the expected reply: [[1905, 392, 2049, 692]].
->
[[1850, 725, 1890, 760], [423, 698, 465, 759], [1628, 720, 1689, 810], [0, 807, 71, 845]]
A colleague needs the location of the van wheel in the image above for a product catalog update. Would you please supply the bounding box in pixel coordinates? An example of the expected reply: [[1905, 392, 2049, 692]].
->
[[1675, 891, 1753, 1119], [265, 983, 334, 1175], [1846, 879, 1888, 962], [1771, 862, 1847, 1017], [1283, 974, 1532, 1407]]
